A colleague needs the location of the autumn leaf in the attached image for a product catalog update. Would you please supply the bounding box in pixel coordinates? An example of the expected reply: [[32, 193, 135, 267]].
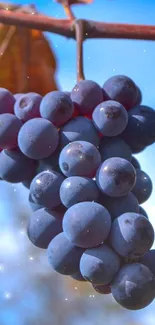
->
[[0, 3, 58, 95]]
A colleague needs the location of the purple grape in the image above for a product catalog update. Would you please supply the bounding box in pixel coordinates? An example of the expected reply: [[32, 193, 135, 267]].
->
[[22, 179, 33, 189], [47, 232, 84, 275], [14, 93, 24, 101], [132, 169, 152, 204], [101, 192, 139, 221], [99, 137, 132, 162], [71, 269, 86, 282], [64, 91, 71, 96], [111, 263, 155, 310], [80, 244, 120, 285], [122, 105, 155, 149], [18, 118, 59, 160], [139, 206, 148, 219], [14, 92, 42, 122], [60, 116, 100, 148], [71, 80, 103, 115], [103, 75, 138, 110], [60, 176, 99, 208], [0, 149, 36, 183], [30, 170, 64, 209], [37, 147, 60, 174], [131, 156, 141, 169], [40, 91, 74, 127], [139, 250, 155, 276], [29, 193, 43, 211], [128, 104, 155, 117], [92, 283, 111, 295], [63, 202, 111, 248], [0, 113, 22, 149], [134, 86, 142, 106], [110, 212, 154, 258], [92, 100, 128, 136], [131, 144, 146, 154], [96, 157, 136, 197], [59, 141, 101, 178], [0, 88, 15, 114], [27, 208, 63, 249]]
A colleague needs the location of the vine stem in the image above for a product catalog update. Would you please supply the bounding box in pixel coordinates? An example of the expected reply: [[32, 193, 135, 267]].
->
[[75, 20, 85, 81]]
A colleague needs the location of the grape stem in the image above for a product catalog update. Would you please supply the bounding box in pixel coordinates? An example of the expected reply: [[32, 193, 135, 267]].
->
[[75, 20, 85, 81], [58, 0, 84, 82]]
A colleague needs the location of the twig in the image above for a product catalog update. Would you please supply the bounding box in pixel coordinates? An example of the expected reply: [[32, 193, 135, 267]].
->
[[64, 3, 75, 20], [0, 10, 155, 41], [75, 19, 85, 81], [56, 0, 75, 20]]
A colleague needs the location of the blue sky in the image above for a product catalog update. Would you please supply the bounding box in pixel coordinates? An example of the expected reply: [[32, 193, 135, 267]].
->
[[1, 1, 155, 325]]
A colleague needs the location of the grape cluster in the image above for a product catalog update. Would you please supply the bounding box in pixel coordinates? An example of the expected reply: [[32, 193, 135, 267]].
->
[[1, 75, 155, 311]]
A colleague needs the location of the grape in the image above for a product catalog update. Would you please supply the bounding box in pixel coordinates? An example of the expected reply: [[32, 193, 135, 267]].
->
[[59, 141, 101, 178], [92, 283, 111, 295], [71, 269, 86, 282], [80, 244, 120, 285], [0, 149, 36, 183], [63, 202, 111, 248], [92, 100, 128, 136], [101, 192, 139, 221], [40, 91, 74, 127], [139, 250, 155, 276], [131, 156, 141, 169], [29, 193, 43, 211], [14, 93, 24, 101], [139, 206, 148, 219], [60, 176, 99, 208], [18, 118, 59, 160], [103, 75, 138, 110], [47, 232, 84, 275], [99, 137, 132, 162], [0, 88, 15, 114], [14, 92, 42, 122], [134, 86, 142, 106], [22, 179, 32, 189], [59, 116, 100, 148], [128, 104, 155, 117], [0, 113, 22, 149], [122, 105, 155, 149], [71, 80, 103, 115], [27, 208, 63, 249], [131, 144, 146, 154], [111, 263, 155, 310], [110, 212, 154, 258], [64, 91, 71, 96], [37, 147, 60, 174], [30, 170, 64, 209], [132, 169, 152, 204], [96, 157, 136, 197]]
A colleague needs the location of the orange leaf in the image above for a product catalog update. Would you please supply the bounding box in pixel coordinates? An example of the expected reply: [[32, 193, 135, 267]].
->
[[0, 4, 58, 95]]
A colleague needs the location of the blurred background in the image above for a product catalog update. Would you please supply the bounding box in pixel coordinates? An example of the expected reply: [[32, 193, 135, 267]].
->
[[0, 0, 155, 324]]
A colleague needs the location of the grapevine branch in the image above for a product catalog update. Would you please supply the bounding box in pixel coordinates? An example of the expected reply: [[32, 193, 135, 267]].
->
[[0, 7, 155, 82], [0, 10, 155, 40]]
